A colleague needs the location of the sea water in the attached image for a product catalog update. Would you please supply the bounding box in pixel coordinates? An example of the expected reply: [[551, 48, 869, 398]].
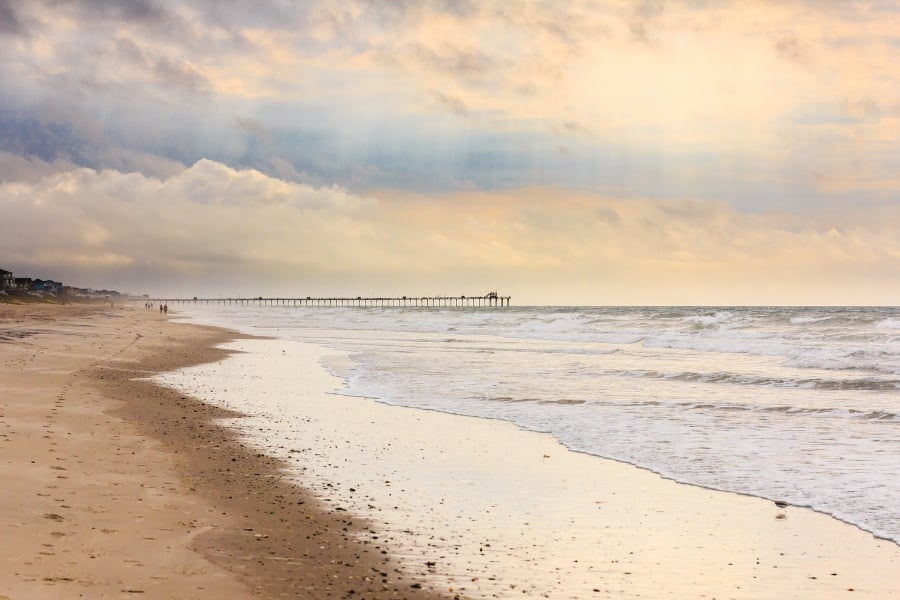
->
[[169, 305, 900, 546]]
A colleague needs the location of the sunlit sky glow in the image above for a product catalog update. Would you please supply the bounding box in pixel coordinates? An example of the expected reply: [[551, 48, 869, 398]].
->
[[2, 0, 899, 304]]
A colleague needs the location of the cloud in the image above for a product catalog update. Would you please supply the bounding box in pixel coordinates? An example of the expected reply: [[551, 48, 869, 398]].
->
[[1, 0, 900, 216], [114, 36, 209, 92], [0, 0, 24, 35], [0, 160, 379, 289], [51, 0, 169, 24], [2, 161, 899, 304], [432, 91, 469, 116], [773, 35, 815, 66], [0, 114, 92, 164], [629, 0, 665, 45], [0, 151, 75, 183]]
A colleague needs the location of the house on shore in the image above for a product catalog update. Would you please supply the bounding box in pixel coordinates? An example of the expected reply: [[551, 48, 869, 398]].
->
[[1, 270, 118, 300], [43, 280, 62, 295], [31, 279, 63, 295]]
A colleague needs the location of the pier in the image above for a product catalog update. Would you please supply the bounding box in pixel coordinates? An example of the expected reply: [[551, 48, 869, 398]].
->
[[136, 293, 511, 308]]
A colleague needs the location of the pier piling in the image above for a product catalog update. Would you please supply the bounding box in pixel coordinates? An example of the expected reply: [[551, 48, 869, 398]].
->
[[134, 294, 511, 308]]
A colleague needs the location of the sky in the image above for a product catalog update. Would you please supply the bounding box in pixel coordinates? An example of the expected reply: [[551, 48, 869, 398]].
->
[[1, 0, 899, 305]]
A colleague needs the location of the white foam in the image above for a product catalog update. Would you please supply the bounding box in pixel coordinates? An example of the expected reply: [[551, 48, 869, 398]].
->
[[169, 304, 900, 546], [876, 318, 900, 330], [790, 316, 833, 325]]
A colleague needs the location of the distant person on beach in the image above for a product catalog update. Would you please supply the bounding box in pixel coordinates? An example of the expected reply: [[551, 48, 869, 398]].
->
[[163, 304, 168, 315], [159, 304, 163, 315]]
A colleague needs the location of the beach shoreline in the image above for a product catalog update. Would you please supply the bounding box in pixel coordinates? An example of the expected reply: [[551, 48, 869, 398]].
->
[[0, 303, 442, 599], [3, 302, 900, 599], [158, 331, 900, 599]]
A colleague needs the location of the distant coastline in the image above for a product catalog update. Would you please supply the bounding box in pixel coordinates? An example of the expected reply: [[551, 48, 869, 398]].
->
[[0, 266, 123, 303]]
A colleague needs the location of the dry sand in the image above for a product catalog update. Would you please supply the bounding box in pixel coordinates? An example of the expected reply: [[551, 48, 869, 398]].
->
[[0, 303, 441, 599]]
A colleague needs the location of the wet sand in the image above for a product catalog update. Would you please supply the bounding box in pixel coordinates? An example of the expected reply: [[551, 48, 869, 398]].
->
[[159, 336, 900, 600], [0, 304, 442, 599]]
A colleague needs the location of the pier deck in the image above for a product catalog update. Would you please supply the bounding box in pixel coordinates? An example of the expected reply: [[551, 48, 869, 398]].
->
[[137, 295, 511, 308]]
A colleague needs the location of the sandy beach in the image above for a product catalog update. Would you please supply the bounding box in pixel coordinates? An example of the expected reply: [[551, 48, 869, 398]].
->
[[158, 334, 900, 599], [2, 303, 900, 599], [0, 303, 440, 599]]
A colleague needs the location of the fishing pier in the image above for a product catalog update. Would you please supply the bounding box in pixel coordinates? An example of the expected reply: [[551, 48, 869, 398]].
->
[[138, 293, 511, 308]]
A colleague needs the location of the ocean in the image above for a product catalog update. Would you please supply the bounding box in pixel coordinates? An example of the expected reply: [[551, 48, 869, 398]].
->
[[167, 304, 900, 547]]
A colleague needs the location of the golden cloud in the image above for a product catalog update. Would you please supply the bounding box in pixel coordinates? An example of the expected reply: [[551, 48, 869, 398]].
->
[[4, 160, 898, 303]]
